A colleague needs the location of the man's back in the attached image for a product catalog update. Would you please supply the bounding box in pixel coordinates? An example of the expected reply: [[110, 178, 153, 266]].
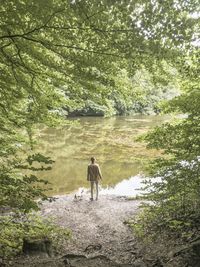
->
[[87, 163, 101, 181]]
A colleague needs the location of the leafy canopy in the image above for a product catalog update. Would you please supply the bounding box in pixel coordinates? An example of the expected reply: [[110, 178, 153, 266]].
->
[[0, 0, 199, 259]]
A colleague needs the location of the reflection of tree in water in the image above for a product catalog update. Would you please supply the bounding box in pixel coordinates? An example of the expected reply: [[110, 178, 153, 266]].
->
[[36, 115, 167, 195]]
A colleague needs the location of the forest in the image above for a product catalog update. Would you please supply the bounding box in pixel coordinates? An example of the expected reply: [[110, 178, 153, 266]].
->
[[0, 0, 200, 266]]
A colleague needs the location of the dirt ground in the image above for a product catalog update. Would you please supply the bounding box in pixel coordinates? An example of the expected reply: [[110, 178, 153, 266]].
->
[[13, 192, 195, 267], [13, 192, 156, 267], [40, 193, 143, 265]]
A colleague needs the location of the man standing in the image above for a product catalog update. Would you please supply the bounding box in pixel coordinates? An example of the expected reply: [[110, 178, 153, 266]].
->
[[87, 157, 102, 201]]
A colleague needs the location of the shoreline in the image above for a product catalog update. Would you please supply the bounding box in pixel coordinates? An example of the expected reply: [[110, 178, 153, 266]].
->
[[44, 174, 146, 200]]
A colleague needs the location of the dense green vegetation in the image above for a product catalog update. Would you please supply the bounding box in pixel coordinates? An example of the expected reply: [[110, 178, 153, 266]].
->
[[133, 50, 200, 239], [0, 214, 71, 258], [68, 67, 180, 116], [0, 0, 199, 260]]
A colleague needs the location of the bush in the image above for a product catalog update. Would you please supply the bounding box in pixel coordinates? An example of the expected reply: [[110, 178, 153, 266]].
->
[[0, 214, 71, 259]]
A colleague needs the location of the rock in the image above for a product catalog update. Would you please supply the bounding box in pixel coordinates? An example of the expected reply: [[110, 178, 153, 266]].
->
[[22, 238, 53, 257], [177, 240, 200, 267], [151, 258, 164, 267], [84, 244, 102, 253], [133, 258, 147, 267]]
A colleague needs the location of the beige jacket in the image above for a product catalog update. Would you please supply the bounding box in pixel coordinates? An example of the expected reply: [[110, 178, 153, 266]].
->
[[87, 163, 102, 181]]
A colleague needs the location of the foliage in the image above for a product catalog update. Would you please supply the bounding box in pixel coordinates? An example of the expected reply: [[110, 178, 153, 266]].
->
[[124, 67, 180, 115], [0, 214, 71, 259], [0, 153, 54, 213], [0, 0, 199, 258], [134, 49, 200, 237], [68, 99, 113, 116], [1, 0, 197, 212], [69, 66, 180, 116]]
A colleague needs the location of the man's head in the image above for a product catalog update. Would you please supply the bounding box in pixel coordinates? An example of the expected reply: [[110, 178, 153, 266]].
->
[[91, 157, 95, 163]]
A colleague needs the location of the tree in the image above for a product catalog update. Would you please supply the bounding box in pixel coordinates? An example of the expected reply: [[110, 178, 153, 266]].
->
[[137, 48, 200, 234], [0, 0, 199, 257]]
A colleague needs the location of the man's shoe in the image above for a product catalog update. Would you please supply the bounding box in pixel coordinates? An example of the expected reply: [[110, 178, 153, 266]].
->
[[90, 198, 94, 201]]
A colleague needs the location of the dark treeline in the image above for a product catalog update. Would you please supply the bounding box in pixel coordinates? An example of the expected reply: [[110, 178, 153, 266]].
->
[[67, 68, 179, 117]]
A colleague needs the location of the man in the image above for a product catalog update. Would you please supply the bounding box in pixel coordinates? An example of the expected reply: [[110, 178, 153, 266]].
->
[[87, 157, 102, 201]]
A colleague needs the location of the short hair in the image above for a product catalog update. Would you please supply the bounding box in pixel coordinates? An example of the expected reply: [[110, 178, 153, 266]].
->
[[91, 157, 95, 162]]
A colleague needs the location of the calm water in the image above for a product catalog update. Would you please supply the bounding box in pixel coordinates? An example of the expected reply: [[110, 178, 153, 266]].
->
[[36, 115, 168, 196]]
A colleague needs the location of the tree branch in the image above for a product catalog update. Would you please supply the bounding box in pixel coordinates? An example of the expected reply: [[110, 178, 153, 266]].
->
[[0, 9, 65, 40]]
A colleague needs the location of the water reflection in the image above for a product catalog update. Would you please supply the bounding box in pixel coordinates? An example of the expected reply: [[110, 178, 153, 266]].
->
[[100, 175, 144, 196], [36, 115, 168, 196], [68, 175, 161, 198]]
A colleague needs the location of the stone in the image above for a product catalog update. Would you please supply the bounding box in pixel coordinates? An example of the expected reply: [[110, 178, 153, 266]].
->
[[22, 238, 53, 257]]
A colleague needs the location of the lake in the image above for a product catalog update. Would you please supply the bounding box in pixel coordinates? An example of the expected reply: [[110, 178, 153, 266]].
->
[[36, 115, 168, 196]]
